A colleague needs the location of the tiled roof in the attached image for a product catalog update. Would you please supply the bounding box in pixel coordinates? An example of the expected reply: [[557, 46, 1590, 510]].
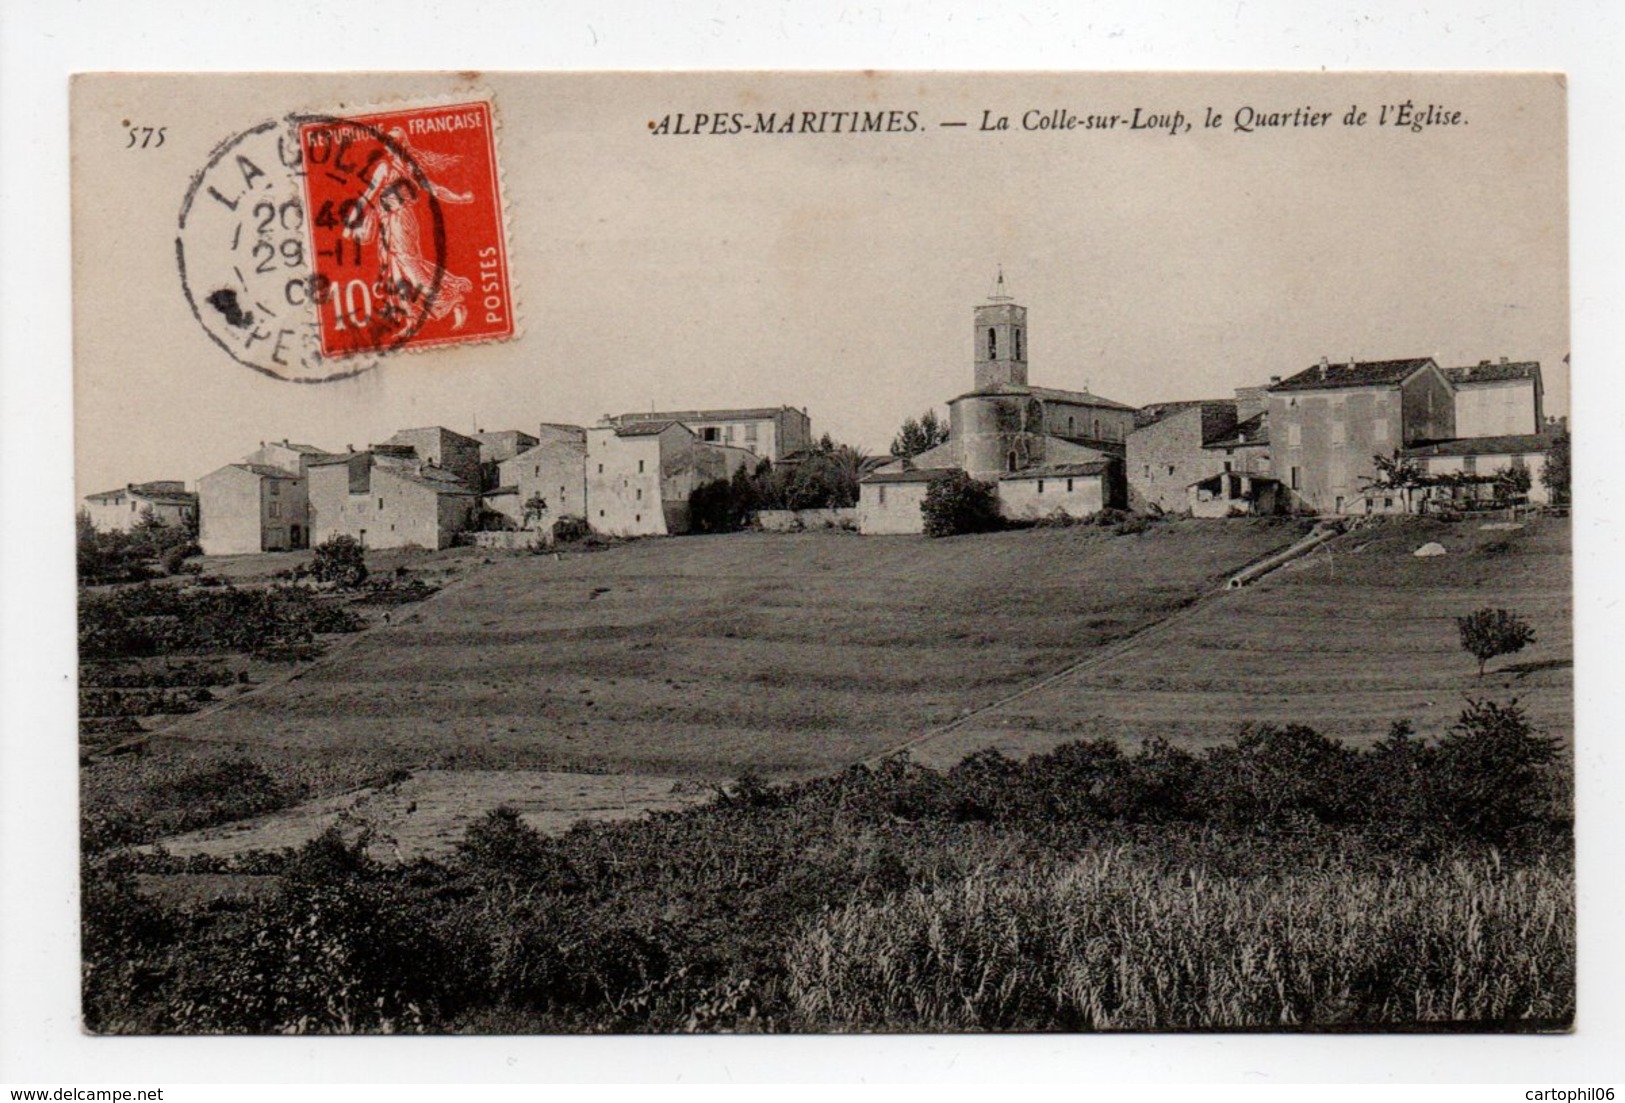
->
[[1188, 471, 1280, 489], [614, 420, 685, 438], [1134, 400, 1214, 429], [85, 481, 196, 504], [233, 464, 302, 479], [1400, 434, 1552, 459], [1445, 361, 1542, 386], [387, 468, 479, 495], [388, 426, 481, 447], [862, 468, 959, 485], [1203, 411, 1270, 449], [957, 383, 1135, 411], [614, 406, 800, 423], [1000, 462, 1111, 480], [485, 485, 519, 496], [1270, 358, 1438, 392], [306, 453, 360, 466]]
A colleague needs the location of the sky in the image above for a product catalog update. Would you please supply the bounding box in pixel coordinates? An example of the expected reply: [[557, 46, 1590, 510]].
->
[[73, 71, 1568, 492]]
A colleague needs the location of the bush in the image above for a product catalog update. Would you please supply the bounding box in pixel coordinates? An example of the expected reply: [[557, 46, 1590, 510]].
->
[[1456, 607, 1536, 677], [311, 535, 368, 587], [1433, 698, 1562, 845], [920, 470, 1002, 537]]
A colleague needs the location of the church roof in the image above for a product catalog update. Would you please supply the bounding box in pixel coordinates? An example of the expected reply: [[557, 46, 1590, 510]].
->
[[951, 383, 1135, 410], [862, 468, 958, 485]]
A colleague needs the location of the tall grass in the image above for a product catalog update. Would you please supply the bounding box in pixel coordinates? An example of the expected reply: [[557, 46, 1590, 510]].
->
[[786, 851, 1573, 1031]]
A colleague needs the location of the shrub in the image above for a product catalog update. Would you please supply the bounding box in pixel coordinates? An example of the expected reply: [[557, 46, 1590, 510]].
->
[[311, 534, 368, 587], [920, 470, 1002, 537], [1433, 698, 1562, 845], [1456, 607, 1536, 677]]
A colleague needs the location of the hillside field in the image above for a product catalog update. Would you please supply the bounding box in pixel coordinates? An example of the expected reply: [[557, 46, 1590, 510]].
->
[[149, 519, 1306, 779]]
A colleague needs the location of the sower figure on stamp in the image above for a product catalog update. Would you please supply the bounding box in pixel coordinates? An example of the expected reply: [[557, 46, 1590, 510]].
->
[[348, 127, 476, 329]]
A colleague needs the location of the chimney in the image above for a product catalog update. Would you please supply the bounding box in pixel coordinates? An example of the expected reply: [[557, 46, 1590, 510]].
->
[[283, 438, 290, 446], [347, 444, 354, 453], [1269, 375, 1282, 386], [1319, 356, 1329, 370]]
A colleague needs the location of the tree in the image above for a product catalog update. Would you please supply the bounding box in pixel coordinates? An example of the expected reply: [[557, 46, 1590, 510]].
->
[[522, 494, 550, 529], [890, 409, 949, 460], [1493, 464, 1532, 506], [1456, 607, 1536, 678], [1363, 451, 1428, 513], [920, 470, 1002, 537], [1541, 430, 1570, 506], [311, 534, 368, 587]]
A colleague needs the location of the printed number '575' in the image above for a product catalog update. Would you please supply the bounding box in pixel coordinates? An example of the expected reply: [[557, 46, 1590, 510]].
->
[[126, 126, 166, 149]]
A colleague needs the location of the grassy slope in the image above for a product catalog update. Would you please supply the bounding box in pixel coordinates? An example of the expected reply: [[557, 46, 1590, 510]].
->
[[911, 515, 1572, 766], [150, 520, 1304, 778]]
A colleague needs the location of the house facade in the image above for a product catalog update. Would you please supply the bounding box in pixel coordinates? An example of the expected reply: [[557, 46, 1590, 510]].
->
[[307, 450, 478, 550], [584, 422, 754, 536], [1401, 433, 1554, 508], [82, 481, 197, 533], [1127, 399, 1274, 513], [605, 406, 812, 462], [197, 463, 307, 554], [1446, 360, 1544, 438], [498, 424, 590, 527], [1267, 357, 1456, 515]]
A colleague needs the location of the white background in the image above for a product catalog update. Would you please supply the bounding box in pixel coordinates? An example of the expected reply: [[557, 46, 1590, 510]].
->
[[2, 0, 1621, 1087]]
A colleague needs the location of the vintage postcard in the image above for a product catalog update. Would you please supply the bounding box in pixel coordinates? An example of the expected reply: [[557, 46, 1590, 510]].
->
[[72, 71, 1571, 1035]]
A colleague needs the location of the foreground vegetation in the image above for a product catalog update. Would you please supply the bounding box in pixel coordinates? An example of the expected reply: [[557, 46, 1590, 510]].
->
[[84, 701, 1572, 1034]]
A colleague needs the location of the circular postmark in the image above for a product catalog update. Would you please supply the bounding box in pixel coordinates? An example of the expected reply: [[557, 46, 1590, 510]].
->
[[176, 112, 446, 383]]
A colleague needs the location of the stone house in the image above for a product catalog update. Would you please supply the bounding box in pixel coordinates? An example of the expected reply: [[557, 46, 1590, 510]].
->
[[1445, 360, 1544, 438], [604, 406, 812, 463], [1128, 393, 1274, 515], [306, 450, 478, 550], [473, 429, 540, 491], [244, 440, 337, 477], [1400, 433, 1554, 508], [381, 427, 483, 492], [855, 470, 940, 535], [998, 462, 1111, 521], [1267, 357, 1456, 515], [82, 481, 197, 533], [497, 424, 590, 528], [584, 421, 754, 537], [197, 463, 307, 554]]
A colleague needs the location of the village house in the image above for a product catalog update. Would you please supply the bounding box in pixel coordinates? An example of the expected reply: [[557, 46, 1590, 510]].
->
[[196, 463, 307, 555], [1445, 360, 1545, 438], [1267, 357, 1456, 515], [82, 481, 197, 533], [306, 447, 478, 550], [585, 421, 755, 537], [604, 405, 812, 462], [472, 429, 540, 493], [495, 424, 590, 530], [859, 277, 1132, 534], [1400, 433, 1554, 508], [381, 427, 484, 492], [244, 439, 337, 478]]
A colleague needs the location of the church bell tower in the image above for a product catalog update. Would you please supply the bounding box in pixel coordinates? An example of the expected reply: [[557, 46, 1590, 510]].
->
[[973, 269, 1028, 391]]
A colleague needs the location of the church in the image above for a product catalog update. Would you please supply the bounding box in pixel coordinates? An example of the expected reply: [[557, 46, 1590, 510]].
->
[[857, 276, 1134, 534]]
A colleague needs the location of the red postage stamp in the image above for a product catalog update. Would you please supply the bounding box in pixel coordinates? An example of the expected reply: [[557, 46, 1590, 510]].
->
[[297, 100, 513, 358]]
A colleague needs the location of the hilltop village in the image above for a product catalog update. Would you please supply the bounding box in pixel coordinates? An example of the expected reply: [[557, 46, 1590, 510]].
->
[[82, 279, 1562, 553]]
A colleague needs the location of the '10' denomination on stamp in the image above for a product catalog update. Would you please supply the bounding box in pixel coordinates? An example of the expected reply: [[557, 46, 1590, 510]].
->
[[175, 98, 513, 382]]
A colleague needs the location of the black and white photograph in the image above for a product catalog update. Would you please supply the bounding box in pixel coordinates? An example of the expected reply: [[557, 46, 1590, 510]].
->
[[59, 68, 1578, 1039]]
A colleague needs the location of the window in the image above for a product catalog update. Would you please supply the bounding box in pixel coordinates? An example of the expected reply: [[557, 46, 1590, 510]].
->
[[1037, 480, 1045, 493], [636, 488, 642, 500], [559, 485, 565, 498], [1330, 421, 1346, 445], [1287, 424, 1302, 447], [702, 428, 719, 442], [1511, 454, 1527, 471], [724, 425, 735, 442], [879, 486, 887, 505], [987, 328, 997, 359], [1066, 478, 1074, 493], [599, 509, 605, 518], [268, 502, 282, 518], [1384, 497, 1393, 509], [1223, 460, 1233, 472], [745, 424, 758, 442], [1068, 416, 1075, 435], [1093, 418, 1101, 437], [597, 463, 604, 474], [1143, 465, 1151, 478], [130, 501, 136, 512], [1374, 420, 1389, 442], [1014, 328, 1023, 361], [269, 481, 280, 496], [378, 498, 384, 510], [635, 514, 641, 523], [535, 465, 540, 477], [1290, 466, 1301, 490], [1008, 452, 1018, 472], [1464, 456, 1477, 475], [1167, 465, 1175, 476]]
